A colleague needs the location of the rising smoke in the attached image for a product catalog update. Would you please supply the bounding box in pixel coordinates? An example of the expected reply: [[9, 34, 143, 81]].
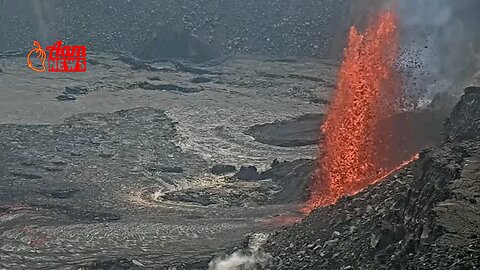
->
[[208, 233, 272, 270], [0, 0, 57, 48], [31, 0, 57, 45], [349, 0, 480, 101], [397, 0, 480, 100]]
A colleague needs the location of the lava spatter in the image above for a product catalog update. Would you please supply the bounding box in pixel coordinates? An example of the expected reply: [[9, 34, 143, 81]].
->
[[304, 10, 418, 213]]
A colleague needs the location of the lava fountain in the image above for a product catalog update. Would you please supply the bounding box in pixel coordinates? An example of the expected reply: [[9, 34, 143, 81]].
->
[[303, 9, 419, 213]]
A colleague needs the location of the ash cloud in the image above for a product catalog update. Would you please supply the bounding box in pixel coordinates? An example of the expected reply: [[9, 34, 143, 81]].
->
[[348, 0, 480, 102], [396, 0, 480, 99]]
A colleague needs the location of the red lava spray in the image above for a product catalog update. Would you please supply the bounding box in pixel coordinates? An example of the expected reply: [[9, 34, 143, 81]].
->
[[303, 9, 419, 213]]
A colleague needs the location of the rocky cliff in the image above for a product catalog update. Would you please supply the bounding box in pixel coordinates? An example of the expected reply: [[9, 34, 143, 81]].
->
[[264, 87, 480, 269]]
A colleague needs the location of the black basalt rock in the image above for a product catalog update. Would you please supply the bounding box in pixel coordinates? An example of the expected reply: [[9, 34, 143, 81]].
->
[[444, 86, 480, 142], [211, 164, 236, 175], [234, 166, 262, 181]]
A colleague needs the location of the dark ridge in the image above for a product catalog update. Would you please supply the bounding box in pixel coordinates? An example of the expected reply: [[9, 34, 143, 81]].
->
[[190, 76, 213, 83], [244, 114, 324, 147], [137, 82, 203, 93], [40, 189, 79, 199], [210, 164, 236, 175], [174, 62, 222, 75], [444, 86, 480, 142], [56, 94, 77, 101], [64, 86, 89, 96]]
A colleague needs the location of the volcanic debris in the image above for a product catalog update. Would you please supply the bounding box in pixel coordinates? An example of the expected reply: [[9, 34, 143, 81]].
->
[[263, 87, 480, 270]]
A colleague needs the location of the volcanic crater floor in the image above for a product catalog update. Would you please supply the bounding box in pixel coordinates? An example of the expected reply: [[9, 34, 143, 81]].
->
[[0, 53, 336, 269]]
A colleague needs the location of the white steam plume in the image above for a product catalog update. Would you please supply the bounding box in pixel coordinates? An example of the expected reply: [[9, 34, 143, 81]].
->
[[208, 233, 272, 270]]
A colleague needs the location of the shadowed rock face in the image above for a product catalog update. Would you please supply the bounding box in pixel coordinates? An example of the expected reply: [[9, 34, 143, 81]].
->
[[244, 114, 324, 147], [445, 86, 480, 142], [263, 87, 480, 270]]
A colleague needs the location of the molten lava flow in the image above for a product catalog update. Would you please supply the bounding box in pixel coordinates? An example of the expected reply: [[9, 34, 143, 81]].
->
[[304, 10, 419, 213]]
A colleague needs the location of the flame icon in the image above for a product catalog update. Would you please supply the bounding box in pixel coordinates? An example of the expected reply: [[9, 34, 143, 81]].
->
[[27, 40, 47, 72]]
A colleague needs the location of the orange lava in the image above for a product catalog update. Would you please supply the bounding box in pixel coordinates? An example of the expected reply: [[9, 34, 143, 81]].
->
[[303, 10, 418, 213]]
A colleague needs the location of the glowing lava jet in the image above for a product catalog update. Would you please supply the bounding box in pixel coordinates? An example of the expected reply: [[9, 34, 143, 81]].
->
[[303, 10, 419, 213]]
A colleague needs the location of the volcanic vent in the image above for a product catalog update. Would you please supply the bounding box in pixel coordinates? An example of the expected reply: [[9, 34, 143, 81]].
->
[[304, 9, 419, 212]]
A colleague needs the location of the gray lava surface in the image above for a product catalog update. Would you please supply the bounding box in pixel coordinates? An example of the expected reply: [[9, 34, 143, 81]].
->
[[0, 53, 335, 269]]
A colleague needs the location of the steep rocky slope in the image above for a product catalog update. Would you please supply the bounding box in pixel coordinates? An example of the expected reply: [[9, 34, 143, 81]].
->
[[264, 87, 480, 269]]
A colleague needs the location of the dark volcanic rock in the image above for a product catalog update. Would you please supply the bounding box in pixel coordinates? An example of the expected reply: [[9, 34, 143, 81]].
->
[[147, 76, 162, 81], [55, 94, 77, 101], [261, 159, 314, 204], [80, 211, 121, 222], [9, 171, 43, 179], [210, 164, 236, 175], [165, 159, 314, 207], [234, 166, 262, 181], [162, 191, 216, 206], [56, 86, 89, 101], [148, 166, 184, 173], [309, 97, 330, 105], [263, 87, 480, 270], [138, 82, 202, 93], [174, 63, 221, 75], [245, 114, 324, 147], [64, 86, 89, 96], [41, 189, 79, 199], [190, 76, 213, 83], [117, 56, 165, 71], [445, 86, 480, 142]]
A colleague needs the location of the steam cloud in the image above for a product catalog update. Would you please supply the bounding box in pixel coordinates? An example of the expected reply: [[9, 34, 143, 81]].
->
[[208, 233, 272, 270], [348, 0, 480, 101], [208, 251, 271, 270], [397, 0, 480, 99]]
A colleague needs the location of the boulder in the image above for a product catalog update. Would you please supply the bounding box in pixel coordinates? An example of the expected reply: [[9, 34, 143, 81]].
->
[[210, 164, 236, 175]]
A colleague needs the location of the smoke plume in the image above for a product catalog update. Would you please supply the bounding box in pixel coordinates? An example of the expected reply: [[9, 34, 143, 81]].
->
[[348, 0, 480, 101], [397, 0, 480, 100], [208, 233, 271, 270]]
